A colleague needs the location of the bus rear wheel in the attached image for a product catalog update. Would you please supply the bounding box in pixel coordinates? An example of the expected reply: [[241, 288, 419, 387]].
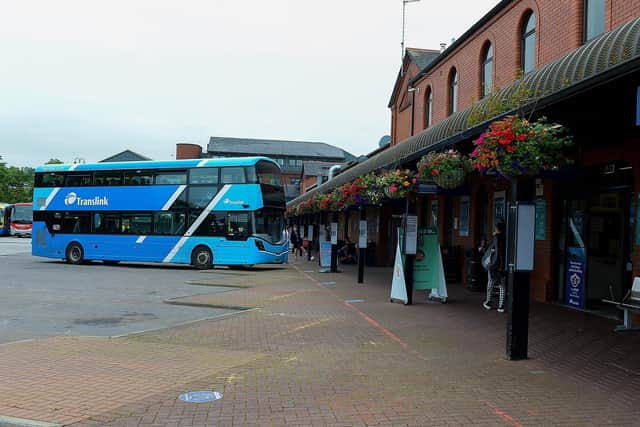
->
[[66, 242, 84, 265], [191, 246, 212, 270]]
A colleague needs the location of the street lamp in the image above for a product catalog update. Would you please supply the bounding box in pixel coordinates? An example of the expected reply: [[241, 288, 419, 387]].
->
[[401, 0, 421, 68]]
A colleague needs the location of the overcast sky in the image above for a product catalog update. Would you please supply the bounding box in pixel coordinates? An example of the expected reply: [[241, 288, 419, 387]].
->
[[0, 0, 498, 167]]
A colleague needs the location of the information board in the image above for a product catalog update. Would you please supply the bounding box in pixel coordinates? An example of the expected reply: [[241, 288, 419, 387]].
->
[[413, 228, 439, 290], [405, 215, 418, 255], [330, 223, 338, 245], [535, 199, 546, 240], [358, 220, 367, 248], [319, 241, 332, 268]]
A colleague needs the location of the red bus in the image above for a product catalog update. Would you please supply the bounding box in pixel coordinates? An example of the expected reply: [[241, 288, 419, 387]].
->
[[10, 202, 33, 237]]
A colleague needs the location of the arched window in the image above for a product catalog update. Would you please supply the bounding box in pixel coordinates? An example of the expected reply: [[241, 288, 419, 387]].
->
[[521, 12, 536, 74], [481, 43, 493, 98], [584, 0, 605, 42], [448, 68, 458, 115], [424, 86, 433, 128]]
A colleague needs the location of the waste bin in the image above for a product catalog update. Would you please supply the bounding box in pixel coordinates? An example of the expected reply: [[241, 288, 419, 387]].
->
[[365, 241, 377, 266], [465, 248, 487, 291]]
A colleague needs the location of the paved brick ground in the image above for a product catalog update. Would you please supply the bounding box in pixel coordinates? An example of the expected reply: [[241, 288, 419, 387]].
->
[[1, 253, 639, 426]]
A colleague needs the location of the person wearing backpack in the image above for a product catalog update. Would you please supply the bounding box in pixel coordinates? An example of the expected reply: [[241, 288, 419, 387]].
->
[[481, 221, 507, 312]]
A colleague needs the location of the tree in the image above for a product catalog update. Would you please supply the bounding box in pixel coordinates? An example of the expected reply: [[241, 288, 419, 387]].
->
[[45, 158, 63, 164], [0, 162, 34, 203]]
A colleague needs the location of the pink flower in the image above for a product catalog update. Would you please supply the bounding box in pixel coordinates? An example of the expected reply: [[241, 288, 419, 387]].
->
[[389, 185, 398, 193], [474, 133, 485, 146]]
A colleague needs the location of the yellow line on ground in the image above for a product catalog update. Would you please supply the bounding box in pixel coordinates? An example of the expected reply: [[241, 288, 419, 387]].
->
[[271, 318, 332, 337]]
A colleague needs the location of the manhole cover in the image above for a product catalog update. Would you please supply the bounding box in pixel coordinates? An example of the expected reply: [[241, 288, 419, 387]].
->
[[345, 299, 364, 303], [529, 370, 545, 375], [179, 391, 223, 403], [320, 281, 336, 286]]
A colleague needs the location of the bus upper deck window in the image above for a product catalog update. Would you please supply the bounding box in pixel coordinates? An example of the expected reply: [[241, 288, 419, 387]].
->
[[190, 168, 219, 185], [221, 167, 246, 184], [155, 171, 187, 185]]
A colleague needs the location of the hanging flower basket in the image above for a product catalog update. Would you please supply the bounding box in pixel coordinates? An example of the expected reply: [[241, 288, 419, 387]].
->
[[377, 169, 416, 199], [470, 115, 573, 178], [417, 149, 471, 189], [433, 168, 466, 189]]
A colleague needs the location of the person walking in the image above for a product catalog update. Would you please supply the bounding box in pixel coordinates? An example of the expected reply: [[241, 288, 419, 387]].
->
[[290, 226, 301, 256], [481, 221, 507, 312], [293, 226, 305, 257]]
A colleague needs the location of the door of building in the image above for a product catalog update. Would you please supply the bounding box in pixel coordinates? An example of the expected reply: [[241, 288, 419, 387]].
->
[[558, 163, 633, 310]]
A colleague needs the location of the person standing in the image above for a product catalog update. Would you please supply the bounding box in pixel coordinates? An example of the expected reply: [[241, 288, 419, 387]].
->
[[481, 221, 507, 312]]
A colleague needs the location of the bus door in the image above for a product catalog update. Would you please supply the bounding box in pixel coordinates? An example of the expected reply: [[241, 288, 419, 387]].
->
[[219, 211, 251, 264]]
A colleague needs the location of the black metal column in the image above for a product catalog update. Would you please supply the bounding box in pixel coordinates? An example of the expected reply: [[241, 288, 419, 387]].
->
[[358, 207, 366, 284], [506, 178, 532, 360]]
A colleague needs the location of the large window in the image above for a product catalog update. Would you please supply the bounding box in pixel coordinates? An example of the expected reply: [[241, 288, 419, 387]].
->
[[154, 212, 186, 235], [521, 12, 536, 74], [188, 186, 218, 209], [221, 167, 246, 184], [448, 68, 458, 115], [94, 171, 123, 186], [64, 173, 92, 187], [424, 86, 433, 128], [154, 171, 187, 185], [194, 212, 227, 236], [584, 0, 605, 42], [61, 212, 91, 234], [256, 161, 283, 186], [481, 43, 493, 98], [124, 170, 153, 185]]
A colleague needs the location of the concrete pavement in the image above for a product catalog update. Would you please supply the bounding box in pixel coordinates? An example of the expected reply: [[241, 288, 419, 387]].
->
[[1, 253, 639, 426]]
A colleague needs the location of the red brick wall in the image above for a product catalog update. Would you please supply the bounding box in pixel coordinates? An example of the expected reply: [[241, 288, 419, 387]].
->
[[176, 143, 202, 160], [391, 61, 422, 146], [399, 0, 640, 134]]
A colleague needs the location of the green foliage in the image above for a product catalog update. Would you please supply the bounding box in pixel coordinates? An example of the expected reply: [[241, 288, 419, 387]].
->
[[466, 80, 533, 128], [45, 158, 64, 164], [0, 161, 34, 203]]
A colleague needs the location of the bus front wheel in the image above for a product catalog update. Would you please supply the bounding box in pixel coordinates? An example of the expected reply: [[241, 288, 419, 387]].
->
[[191, 246, 212, 270], [66, 242, 84, 265]]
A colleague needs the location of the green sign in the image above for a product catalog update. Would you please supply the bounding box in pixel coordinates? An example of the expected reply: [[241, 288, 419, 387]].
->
[[535, 199, 546, 241], [413, 227, 440, 290]]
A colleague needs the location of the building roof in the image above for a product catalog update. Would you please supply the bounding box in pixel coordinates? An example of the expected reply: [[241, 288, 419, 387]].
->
[[406, 48, 441, 70], [207, 137, 356, 161], [290, 16, 640, 206], [100, 150, 151, 163], [388, 48, 441, 107]]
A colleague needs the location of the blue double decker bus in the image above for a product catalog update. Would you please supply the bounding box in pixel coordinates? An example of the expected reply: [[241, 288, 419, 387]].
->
[[32, 157, 288, 268]]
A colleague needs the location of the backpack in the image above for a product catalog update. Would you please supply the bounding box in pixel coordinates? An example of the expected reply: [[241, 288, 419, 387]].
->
[[481, 239, 499, 271]]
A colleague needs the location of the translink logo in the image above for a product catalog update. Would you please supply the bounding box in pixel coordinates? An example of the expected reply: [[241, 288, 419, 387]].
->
[[64, 192, 109, 207]]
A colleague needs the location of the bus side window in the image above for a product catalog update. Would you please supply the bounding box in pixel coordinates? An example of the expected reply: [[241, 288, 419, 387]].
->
[[227, 212, 249, 239]]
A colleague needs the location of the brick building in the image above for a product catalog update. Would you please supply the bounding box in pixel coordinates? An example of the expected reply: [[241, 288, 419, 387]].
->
[[289, 0, 640, 314]]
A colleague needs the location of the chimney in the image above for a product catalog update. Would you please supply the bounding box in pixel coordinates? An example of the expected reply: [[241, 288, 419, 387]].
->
[[440, 43, 447, 52]]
